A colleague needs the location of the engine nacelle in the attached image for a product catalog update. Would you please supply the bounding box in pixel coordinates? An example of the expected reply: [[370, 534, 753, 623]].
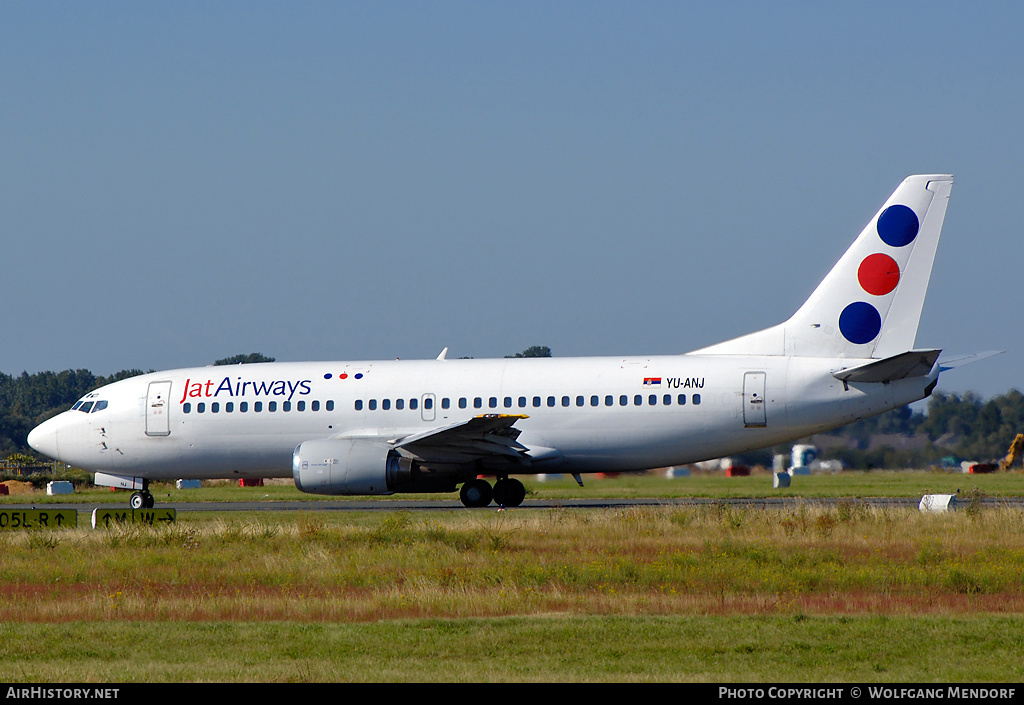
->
[[292, 439, 399, 495]]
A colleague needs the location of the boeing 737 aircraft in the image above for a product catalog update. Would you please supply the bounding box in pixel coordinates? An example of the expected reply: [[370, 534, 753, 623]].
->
[[30, 175, 973, 509]]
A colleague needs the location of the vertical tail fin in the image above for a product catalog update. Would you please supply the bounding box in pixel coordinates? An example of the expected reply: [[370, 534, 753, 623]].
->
[[691, 174, 953, 358]]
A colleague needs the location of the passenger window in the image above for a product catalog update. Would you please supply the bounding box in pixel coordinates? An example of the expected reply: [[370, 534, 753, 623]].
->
[[424, 397, 433, 410], [547, 396, 556, 408], [474, 398, 482, 409], [678, 395, 687, 405], [312, 400, 320, 411], [533, 397, 541, 407], [254, 402, 262, 412], [268, 402, 277, 412], [504, 397, 512, 408], [240, 402, 249, 412], [396, 398, 404, 410], [591, 396, 599, 407], [663, 394, 672, 406], [518, 396, 527, 408], [619, 395, 628, 406], [369, 400, 377, 411], [326, 400, 335, 411], [576, 396, 584, 407], [459, 398, 467, 409], [442, 398, 450, 409], [382, 399, 391, 411], [693, 394, 702, 405], [634, 395, 642, 406], [605, 395, 614, 406], [211, 402, 219, 413], [410, 398, 418, 410], [649, 395, 657, 406], [297, 401, 305, 411], [226, 402, 234, 412], [183, 403, 191, 414], [197, 403, 206, 413], [283, 401, 291, 412], [355, 400, 363, 411], [489, 397, 498, 409]]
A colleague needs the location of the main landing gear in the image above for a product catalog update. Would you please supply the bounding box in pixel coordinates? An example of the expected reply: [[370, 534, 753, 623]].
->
[[459, 477, 526, 508]]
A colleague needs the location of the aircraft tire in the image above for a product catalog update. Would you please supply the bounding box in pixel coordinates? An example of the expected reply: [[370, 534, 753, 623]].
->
[[459, 479, 493, 508], [493, 478, 526, 507], [129, 490, 155, 510]]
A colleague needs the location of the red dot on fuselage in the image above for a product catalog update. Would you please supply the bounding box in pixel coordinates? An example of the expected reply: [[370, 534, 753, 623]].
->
[[858, 253, 900, 296]]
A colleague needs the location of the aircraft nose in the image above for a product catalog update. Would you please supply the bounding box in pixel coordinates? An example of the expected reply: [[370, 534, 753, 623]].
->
[[27, 418, 59, 460]]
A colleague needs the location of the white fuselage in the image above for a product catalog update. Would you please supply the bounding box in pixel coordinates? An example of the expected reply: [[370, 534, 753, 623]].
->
[[27, 353, 935, 482]]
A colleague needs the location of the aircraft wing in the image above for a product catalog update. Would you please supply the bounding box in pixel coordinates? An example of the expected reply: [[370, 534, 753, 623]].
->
[[393, 414, 532, 465]]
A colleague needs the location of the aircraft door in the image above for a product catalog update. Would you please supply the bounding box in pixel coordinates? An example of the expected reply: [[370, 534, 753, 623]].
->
[[146, 381, 173, 437], [421, 394, 436, 422], [743, 372, 767, 428]]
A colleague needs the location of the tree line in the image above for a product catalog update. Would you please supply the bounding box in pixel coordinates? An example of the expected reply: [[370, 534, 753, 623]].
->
[[821, 389, 1024, 470], [2, 350, 1021, 469]]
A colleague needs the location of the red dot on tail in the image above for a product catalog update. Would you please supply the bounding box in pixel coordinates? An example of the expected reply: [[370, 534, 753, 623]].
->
[[858, 253, 900, 296]]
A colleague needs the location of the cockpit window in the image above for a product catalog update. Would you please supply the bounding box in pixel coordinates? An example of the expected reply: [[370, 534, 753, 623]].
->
[[73, 391, 103, 413]]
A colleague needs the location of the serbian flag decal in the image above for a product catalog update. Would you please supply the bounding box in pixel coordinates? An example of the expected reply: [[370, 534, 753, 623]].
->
[[643, 377, 662, 388]]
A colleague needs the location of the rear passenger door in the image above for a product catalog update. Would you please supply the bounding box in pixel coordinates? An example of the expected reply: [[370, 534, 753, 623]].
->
[[742, 372, 766, 428]]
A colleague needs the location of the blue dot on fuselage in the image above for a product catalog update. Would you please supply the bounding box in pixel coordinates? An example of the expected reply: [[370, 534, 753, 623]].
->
[[839, 302, 882, 345], [324, 373, 332, 379], [876, 204, 919, 247]]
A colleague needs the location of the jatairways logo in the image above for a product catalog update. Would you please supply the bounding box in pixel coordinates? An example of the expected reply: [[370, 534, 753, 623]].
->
[[178, 376, 313, 404]]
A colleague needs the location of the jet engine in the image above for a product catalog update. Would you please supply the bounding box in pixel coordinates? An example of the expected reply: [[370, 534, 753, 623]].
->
[[292, 439, 458, 495]]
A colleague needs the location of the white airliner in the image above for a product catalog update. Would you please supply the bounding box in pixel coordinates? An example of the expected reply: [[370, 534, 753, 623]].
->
[[29, 175, 977, 509]]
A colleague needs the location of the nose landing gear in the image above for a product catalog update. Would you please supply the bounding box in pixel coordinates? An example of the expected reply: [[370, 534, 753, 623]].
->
[[129, 489, 155, 509]]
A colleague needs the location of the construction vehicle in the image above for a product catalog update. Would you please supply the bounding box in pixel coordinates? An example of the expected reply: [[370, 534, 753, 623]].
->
[[998, 433, 1024, 471]]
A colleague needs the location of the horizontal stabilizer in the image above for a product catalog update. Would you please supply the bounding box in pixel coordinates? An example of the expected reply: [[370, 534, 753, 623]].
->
[[832, 349, 941, 383], [937, 350, 1004, 372]]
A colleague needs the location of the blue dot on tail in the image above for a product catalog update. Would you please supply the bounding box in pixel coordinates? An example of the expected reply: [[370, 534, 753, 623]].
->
[[876, 204, 919, 247], [839, 302, 882, 344]]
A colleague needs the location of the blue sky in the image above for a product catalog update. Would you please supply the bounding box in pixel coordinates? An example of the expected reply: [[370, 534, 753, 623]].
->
[[2, 1, 1021, 399]]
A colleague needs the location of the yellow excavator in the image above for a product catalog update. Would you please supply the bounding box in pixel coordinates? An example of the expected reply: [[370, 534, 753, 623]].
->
[[998, 433, 1024, 471]]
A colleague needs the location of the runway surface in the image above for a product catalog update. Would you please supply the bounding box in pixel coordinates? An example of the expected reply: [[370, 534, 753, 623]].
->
[[5, 496, 1024, 513]]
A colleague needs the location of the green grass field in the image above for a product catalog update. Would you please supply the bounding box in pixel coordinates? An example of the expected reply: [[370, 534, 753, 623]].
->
[[3, 616, 1023, 682], [2, 474, 1024, 682]]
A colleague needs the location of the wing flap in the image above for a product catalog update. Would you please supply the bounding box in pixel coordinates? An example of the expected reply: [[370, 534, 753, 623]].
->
[[394, 414, 532, 465]]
